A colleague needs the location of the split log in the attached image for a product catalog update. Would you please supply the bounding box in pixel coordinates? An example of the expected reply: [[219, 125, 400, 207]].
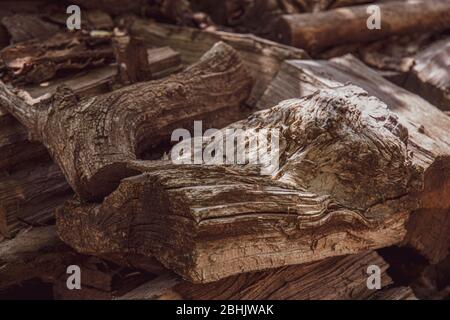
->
[[57, 84, 422, 283], [146, 46, 182, 79], [191, 1, 376, 33], [119, 251, 393, 299], [0, 112, 48, 173], [0, 31, 114, 84], [0, 46, 181, 172], [275, 0, 450, 54], [129, 18, 308, 104], [257, 54, 450, 263], [357, 35, 449, 111], [1, 14, 60, 43], [0, 42, 253, 200], [0, 159, 72, 239], [112, 30, 151, 84], [403, 38, 450, 111], [0, 226, 75, 289], [0, 45, 184, 237]]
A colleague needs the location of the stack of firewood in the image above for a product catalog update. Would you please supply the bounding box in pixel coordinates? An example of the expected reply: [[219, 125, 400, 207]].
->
[[0, 0, 449, 300]]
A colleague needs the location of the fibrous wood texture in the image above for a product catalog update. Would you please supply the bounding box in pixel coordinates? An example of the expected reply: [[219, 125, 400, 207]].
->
[[120, 251, 393, 300], [258, 54, 450, 263], [275, 0, 450, 54], [57, 83, 422, 283], [0, 42, 253, 201]]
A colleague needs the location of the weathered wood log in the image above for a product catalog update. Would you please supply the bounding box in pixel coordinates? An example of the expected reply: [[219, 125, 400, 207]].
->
[[57, 84, 422, 283], [0, 45, 182, 173], [275, 0, 450, 54], [0, 159, 72, 239], [403, 38, 450, 111], [0, 42, 253, 200], [112, 30, 151, 84], [0, 113, 48, 173], [257, 55, 450, 263], [129, 19, 308, 104], [119, 251, 393, 299], [357, 35, 449, 111], [0, 31, 114, 84], [191, 0, 376, 29], [1, 14, 60, 43], [0, 226, 75, 289]]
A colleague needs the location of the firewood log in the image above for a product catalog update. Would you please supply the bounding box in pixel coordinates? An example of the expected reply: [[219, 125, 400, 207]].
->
[[0, 42, 253, 201], [0, 45, 184, 238], [0, 159, 72, 239], [275, 0, 450, 54], [0, 226, 75, 289], [119, 251, 393, 299], [403, 38, 450, 111], [112, 30, 151, 84], [257, 54, 450, 264], [1, 14, 60, 43], [57, 83, 423, 283], [191, 0, 376, 33], [0, 31, 115, 85], [129, 19, 308, 104]]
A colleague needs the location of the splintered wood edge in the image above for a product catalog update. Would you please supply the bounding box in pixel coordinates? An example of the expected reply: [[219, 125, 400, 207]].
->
[[56, 86, 421, 283]]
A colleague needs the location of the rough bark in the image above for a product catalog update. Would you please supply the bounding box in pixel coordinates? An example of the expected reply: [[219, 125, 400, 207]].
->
[[257, 54, 450, 263], [275, 0, 450, 54], [119, 251, 393, 299], [0, 42, 253, 200], [0, 31, 114, 85], [129, 18, 308, 105], [57, 84, 422, 283]]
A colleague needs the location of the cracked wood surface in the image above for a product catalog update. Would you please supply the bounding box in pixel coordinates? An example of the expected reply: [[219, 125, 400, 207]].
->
[[119, 251, 393, 300], [57, 85, 421, 283], [0, 42, 253, 201], [258, 54, 450, 263]]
